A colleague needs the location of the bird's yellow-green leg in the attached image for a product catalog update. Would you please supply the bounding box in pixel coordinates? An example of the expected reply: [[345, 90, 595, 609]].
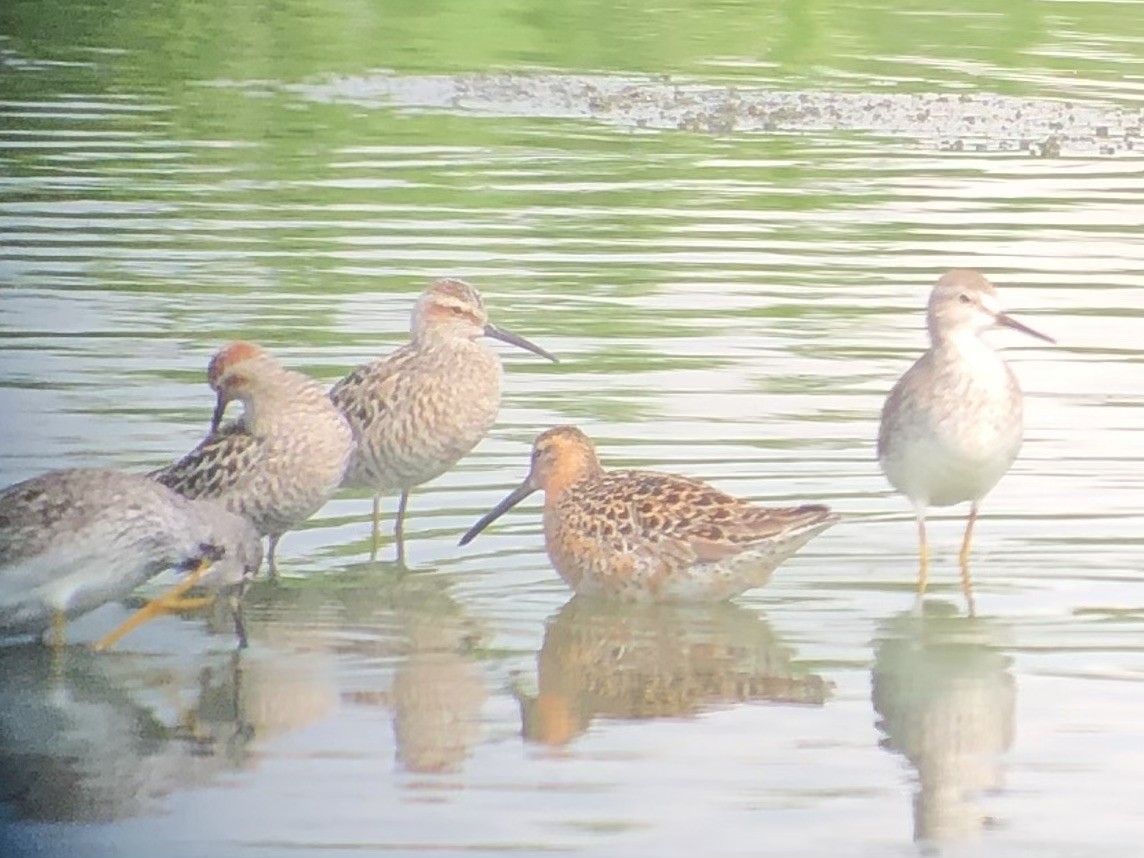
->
[[959, 502, 980, 615], [92, 555, 214, 652], [394, 489, 409, 566], [266, 534, 281, 582], [916, 513, 930, 598], [50, 608, 67, 649], [48, 610, 69, 676], [164, 594, 216, 611], [369, 494, 382, 562]]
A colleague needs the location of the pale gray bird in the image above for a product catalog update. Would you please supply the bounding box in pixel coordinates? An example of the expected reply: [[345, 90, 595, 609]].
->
[[0, 468, 261, 645], [877, 269, 1054, 610], [330, 278, 558, 564], [154, 341, 354, 578]]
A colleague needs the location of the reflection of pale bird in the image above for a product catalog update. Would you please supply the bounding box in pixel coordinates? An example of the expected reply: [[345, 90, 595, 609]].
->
[[330, 278, 557, 564], [461, 426, 837, 600], [0, 647, 256, 824], [390, 607, 487, 774], [392, 649, 487, 773], [878, 270, 1054, 611], [154, 341, 353, 578], [872, 609, 1015, 844], [208, 649, 338, 740], [0, 468, 260, 645]]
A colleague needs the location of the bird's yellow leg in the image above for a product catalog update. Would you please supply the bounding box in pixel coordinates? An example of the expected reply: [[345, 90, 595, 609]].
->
[[53, 609, 67, 646], [48, 610, 69, 675], [266, 535, 281, 581], [959, 503, 979, 616], [369, 495, 381, 562], [92, 555, 213, 652], [394, 489, 409, 566], [162, 594, 216, 611], [916, 514, 930, 597]]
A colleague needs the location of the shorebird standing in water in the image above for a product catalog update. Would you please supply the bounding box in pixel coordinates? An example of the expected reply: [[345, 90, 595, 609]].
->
[[330, 278, 558, 564], [460, 426, 837, 600], [877, 269, 1054, 611], [154, 341, 353, 579]]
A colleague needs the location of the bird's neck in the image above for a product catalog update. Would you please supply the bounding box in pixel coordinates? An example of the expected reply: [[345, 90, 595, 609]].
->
[[242, 375, 327, 435], [413, 327, 480, 351], [931, 327, 996, 358], [542, 457, 604, 504]]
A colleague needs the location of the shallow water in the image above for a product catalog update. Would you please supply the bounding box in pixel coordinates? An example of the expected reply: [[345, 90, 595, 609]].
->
[[3, 0, 1144, 855]]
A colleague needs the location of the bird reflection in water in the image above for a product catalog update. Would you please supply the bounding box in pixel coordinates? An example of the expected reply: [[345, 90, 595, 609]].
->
[[341, 597, 487, 775], [871, 602, 1015, 846], [257, 570, 489, 776], [390, 610, 487, 774], [0, 643, 335, 825], [518, 596, 829, 745], [0, 647, 250, 823]]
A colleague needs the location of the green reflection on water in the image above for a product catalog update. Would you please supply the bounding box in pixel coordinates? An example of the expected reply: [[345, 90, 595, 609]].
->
[[9, 0, 1144, 89]]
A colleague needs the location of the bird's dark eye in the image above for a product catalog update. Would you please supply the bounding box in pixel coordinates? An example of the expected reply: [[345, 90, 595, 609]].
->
[[450, 305, 465, 315], [958, 293, 972, 305]]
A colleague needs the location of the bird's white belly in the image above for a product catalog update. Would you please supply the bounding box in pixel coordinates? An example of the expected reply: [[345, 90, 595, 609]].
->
[[883, 427, 1020, 508], [0, 546, 147, 636]]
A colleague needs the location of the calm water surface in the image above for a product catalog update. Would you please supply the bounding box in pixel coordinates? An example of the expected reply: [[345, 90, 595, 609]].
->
[[3, 0, 1144, 855]]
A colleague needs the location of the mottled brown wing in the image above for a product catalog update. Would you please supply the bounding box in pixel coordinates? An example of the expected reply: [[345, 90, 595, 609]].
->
[[329, 345, 419, 434], [152, 424, 264, 500], [604, 469, 830, 558]]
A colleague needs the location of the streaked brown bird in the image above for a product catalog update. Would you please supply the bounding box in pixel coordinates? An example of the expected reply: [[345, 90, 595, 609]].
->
[[154, 341, 354, 578], [0, 468, 261, 646], [460, 426, 838, 600], [330, 278, 557, 564]]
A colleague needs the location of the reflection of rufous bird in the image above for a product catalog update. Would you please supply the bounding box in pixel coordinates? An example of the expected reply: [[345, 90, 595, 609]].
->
[[878, 270, 1054, 610], [519, 597, 829, 745], [0, 468, 260, 646], [154, 341, 353, 578], [462, 426, 838, 600], [330, 278, 557, 564]]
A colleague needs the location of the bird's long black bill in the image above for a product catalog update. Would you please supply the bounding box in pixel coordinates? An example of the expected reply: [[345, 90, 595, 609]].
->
[[459, 481, 538, 546], [210, 392, 230, 434], [996, 312, 1055, 344], [484, 323, 559, 363]]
